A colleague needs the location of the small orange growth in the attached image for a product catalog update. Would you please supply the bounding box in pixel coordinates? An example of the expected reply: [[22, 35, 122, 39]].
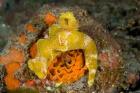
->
[[5, 75, 20, 90], [25, 80, 35, 86], [25, 23, 36, 32], [18, 33, 27, 44], [0, 48, 23, 89], [29, 43, 37, 58], [47, 50, 87, 84], [0, 48, 24, 64], [44, 12, 57, 26], [5, 62, 21, 90], [5, 62, 20, 74]]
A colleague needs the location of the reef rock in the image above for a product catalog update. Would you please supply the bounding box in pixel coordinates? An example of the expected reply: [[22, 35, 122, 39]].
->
[[0, 5, 125, 93]]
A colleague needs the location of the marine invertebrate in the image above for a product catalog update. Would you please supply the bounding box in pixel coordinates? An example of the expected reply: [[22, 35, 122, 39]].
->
[[0, 48, 24, 90], [47, 49, 87, 84], [4, 75, 20, 90], [28, 12, 98, 87], [18, 33, 27, 45], [0, 48, 24, 64], [29, 43, 37, 58], [44, 12, 57, 26], [28, 57, 47, 79], [4, 62, 21, 90], [25, 23, 37, 33], [0, 5, 125, 92], [5, 62, 20, 74], [58, 12, 79, 31], [25, 80, 36, 87]]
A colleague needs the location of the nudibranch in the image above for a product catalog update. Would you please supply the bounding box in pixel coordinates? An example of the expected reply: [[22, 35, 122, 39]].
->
[[28, 12, 98, 87]]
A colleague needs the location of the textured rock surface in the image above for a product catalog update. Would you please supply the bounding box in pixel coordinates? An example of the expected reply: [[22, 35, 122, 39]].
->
[[0, 0, 140, 92], [1, 4, 136, 93]]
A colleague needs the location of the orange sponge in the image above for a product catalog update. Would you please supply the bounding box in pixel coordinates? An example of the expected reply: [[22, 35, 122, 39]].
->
[[5, 62, 21, 90], [44, 13, 57, 26], [47, 50, 87, 84]]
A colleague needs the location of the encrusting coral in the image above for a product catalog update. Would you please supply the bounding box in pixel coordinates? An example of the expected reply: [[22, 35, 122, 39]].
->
[[28, 12, 98, 87]]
